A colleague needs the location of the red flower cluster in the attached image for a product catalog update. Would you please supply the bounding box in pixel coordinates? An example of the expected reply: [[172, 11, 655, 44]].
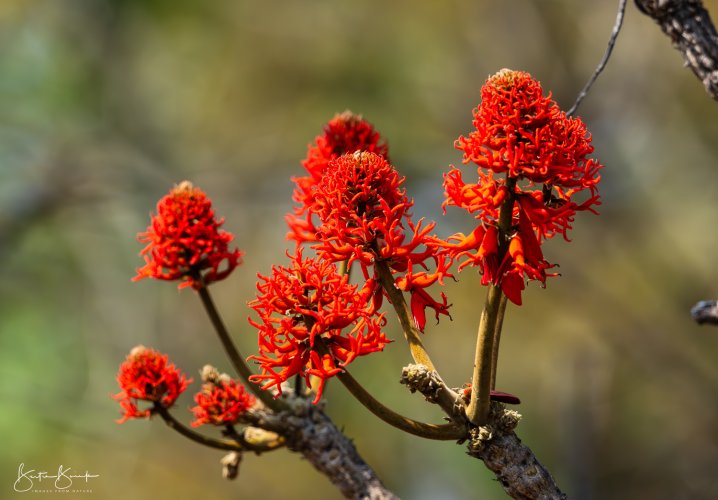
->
[[113, 346, 191, 423], [134, 181, 243, 290], [248, 250, 389, 402], [287, 111, 389, 244], [440, 69, 602, 304], [289, 150, 452, 331], [191, 373, 256, 427]]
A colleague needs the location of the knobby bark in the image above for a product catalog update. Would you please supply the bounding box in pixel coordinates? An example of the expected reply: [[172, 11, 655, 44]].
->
[[243, 397, 399, 500], [401, 364, 567, 500], [635, 0, 718, 100]]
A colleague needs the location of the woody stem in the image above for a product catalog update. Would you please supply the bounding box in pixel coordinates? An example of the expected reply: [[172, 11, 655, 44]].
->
[[154, 404, 244, 451], [466, 176, 516, 425], [374, 259, 436, 371], [196, 285, 284, 412]]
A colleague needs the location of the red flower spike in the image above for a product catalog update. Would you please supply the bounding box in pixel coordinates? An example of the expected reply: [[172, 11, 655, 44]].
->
[[113, 346, 191, 423], [134, 181, 243, 290], [191, 377, 256, 427], [287, 111, 389, 245], [247, 250, 389, 403], [439, 69, 602, 304]]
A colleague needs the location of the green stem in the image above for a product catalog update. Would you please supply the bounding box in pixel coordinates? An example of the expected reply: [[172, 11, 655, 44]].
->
[[374, 259, 436, 371], [154, 404, 243, 451], [465, 284, 504, 425], [490, 293, 509, 390], [466, 176, 516, 425], [336, 369, 465, 440], [338, 259, 351, 280], [196, 285, 284, 412]]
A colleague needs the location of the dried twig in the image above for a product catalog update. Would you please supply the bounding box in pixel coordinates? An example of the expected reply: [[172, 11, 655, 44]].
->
[[568, 0, 628, 116]]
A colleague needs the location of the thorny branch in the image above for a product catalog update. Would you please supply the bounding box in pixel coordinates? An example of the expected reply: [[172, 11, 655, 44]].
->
[[635, 0, 718, 100]]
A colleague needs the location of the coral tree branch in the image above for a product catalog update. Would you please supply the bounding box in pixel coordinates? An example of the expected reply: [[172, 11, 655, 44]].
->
[[401, 364, 567, 500], [243, 397, 399, 500], [635, 0, 718, 100]]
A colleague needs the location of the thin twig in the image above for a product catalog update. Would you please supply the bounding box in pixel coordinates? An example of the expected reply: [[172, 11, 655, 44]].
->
[[154, 404, 244, 451], [567, 0, 627, 116]]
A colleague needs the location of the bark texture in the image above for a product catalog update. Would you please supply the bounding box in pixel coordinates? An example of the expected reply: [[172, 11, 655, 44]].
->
[[636, 0, 718, 99], [244, 398, 399, 500], [401, 364, 567, 500]]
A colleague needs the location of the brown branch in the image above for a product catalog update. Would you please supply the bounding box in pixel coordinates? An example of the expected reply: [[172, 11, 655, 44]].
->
[[154, 405, 245, 452], [401, 364, 567, 500], [691, 299, 718, 325], [635, 0, 718, 100], [242, 398, 399, 499]]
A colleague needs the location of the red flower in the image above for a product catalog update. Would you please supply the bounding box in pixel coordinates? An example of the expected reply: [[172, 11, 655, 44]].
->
[[248, 250, 389, 402], [191, 369, 256, 427], [303, 151, 452, 331], [134, 181, 243, 290], [113, 346, 191, 423], [440, 69, 602, 304], [287, 111, 389, 245]]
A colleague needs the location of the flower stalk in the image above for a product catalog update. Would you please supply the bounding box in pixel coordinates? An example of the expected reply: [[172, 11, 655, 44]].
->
[[154, 404, 244, 452], [374, 258, 436, 371], [466, 176, 515, 426], [197, 284, 284, 412]]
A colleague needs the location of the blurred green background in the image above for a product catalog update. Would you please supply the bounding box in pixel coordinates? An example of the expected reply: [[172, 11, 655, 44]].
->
[[3, 0, 718, 498]]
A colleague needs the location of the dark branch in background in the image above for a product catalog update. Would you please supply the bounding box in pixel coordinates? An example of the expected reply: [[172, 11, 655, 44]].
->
[[691, 300, 718, 325], [635, 0, 718, 100], [568, 0, 628, 116]]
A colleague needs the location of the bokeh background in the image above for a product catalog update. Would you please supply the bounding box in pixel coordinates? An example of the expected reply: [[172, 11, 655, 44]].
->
[[3, 1, 718, 498]]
